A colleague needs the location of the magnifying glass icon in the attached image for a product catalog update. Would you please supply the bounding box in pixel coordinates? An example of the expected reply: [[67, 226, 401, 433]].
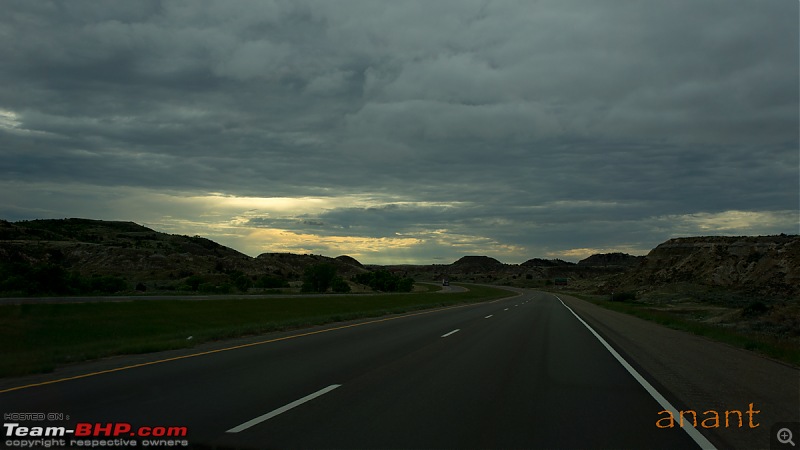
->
[[778, 428, 796, 447]]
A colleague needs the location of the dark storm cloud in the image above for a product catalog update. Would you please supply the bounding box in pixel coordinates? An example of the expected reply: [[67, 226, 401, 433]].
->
[[1, 0, 797, 262]]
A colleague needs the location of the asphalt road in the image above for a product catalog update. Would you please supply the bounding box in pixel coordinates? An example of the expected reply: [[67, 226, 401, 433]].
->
[[1, 289, 703, 449]]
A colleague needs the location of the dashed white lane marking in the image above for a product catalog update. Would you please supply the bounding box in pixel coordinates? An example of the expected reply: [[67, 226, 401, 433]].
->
[[441, 329, 460, 338], [227, 384, 342, 433], [485, 315, 493, 319], [555, 295, 716, 450]]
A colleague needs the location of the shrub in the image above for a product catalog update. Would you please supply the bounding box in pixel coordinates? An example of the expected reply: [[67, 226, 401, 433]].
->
[[742, 300, 769, 317]]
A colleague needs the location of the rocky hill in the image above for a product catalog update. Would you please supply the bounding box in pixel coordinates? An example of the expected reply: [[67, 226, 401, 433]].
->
[[335, 255, 365, 268], [578, 252, 645, 267], [0, 219, 365, 295], [449, 256, 506, 273], [620, 235, 799, 301], [381, 254, 635, 286], [521, 258, 574, 267], [3, 219, 796, 305]]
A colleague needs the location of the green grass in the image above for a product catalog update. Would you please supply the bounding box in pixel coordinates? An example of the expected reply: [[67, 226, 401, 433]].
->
[[0, 284, 511, 377], [563, 292, 800, 367]]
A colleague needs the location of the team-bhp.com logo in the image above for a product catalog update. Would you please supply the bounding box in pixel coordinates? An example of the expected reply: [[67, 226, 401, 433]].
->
[[4, 417, 189, 448], [5, 422, 187, 437]]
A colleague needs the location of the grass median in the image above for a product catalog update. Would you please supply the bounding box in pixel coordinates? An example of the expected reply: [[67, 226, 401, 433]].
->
[[0, 284, 512, 377]]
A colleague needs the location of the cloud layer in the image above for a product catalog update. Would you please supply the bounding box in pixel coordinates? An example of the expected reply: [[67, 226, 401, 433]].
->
[[1, 1, 797, 263]]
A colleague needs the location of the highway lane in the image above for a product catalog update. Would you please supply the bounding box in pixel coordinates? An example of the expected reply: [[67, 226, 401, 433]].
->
[[1, 290, 702, 449]]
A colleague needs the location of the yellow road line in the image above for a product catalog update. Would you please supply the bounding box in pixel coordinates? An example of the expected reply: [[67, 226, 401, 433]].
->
[[1, 294, 516, 394]]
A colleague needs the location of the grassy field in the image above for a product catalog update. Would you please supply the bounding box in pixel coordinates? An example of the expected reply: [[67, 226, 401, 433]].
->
[[0, 284, 512, 377], [562, 291, 800, 367]]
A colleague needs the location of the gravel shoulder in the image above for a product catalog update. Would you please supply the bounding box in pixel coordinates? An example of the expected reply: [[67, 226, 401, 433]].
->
[[557, 292, 799, 450]]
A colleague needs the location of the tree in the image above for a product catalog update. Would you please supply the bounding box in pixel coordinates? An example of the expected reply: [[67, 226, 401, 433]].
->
[[397, 277, 414, 292], [302, 263, 337, 293], [233, 274, 253, 292], [331, 276, 351, 293], [185, 275, 203, 291]]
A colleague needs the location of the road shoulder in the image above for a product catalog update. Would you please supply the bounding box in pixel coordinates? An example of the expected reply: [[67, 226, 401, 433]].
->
[[556, 292, 799, 450]]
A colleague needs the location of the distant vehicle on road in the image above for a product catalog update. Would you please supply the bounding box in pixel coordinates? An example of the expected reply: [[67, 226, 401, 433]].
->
[[442, 279, 450, 286]]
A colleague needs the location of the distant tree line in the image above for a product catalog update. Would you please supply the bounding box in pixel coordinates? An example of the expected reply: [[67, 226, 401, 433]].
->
[[300, 265, 414, 294], [0, 262, 127, 296], [353, 269, 414, 292], [179, 271, 290, 294], [0, 260, 416, 297], [0, 261, 296, 296]]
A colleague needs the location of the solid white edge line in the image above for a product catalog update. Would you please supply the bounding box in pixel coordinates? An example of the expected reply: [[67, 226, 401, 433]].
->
[[441, 329, 460, 338], [226, 384, 341, 433], [554, 295, 717, 450]]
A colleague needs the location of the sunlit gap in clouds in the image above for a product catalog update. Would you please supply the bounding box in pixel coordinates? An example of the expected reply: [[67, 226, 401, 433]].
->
[[157, 193, 539, 264], [245, 228, 424, 262], [150, 193, 474, 263], [5, 182, 795, 265], [191, 193, 342, 214], [192, 193, 468, 215]]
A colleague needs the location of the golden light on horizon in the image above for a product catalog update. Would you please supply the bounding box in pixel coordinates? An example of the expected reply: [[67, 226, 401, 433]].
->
[[677, 210, 789, 232], [550, 246, 648, 261], [245, 227, 424, 258]]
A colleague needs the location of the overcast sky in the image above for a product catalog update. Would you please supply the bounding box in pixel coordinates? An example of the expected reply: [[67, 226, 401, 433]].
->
[[1, 1, 797, 264]]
